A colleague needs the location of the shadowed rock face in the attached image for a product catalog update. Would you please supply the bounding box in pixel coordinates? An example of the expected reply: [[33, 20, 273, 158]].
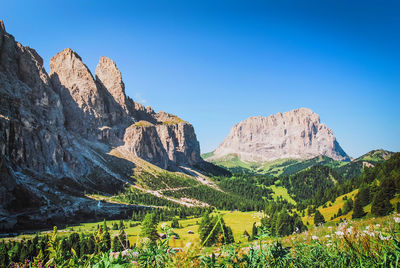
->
[[212, 108, 350, 162], [49, 48, 203, 167], [0, 21, 204, 230]]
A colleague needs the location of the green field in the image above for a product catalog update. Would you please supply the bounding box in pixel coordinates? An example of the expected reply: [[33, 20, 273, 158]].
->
[[267, 184, 296, 204], [5, 211, 259, 248]]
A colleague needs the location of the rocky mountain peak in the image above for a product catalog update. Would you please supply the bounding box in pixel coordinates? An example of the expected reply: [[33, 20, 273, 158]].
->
[[211, 108, 350, 162], [95, 56, 128, 112], [50, 48, 106, 136]]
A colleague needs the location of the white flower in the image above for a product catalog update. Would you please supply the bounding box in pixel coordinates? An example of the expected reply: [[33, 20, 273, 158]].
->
[[376, 224, 381, 228], [347, 226, 353, 235], [328, 226, 332, 229], [335, 231, 344, 236], [326, 243, 332, 247], [365, 226, 370, 230], [379, 234, 392, 240], [394, 217, 400, 223], [363, 230, 375, 237], [312, 236, 319, 240], [325, 235, 331, 238], [185, 242, 192, 248]]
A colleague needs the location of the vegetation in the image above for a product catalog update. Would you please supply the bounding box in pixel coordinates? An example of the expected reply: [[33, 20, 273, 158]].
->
[[261, 203, 307, 237], [132, 120, 154, 127], [2, 148, 400, 266], [198, 212, 234, 246], [3, 212, 400, 267], [313, 210, 325, 226], [140, 213, 159, 244]]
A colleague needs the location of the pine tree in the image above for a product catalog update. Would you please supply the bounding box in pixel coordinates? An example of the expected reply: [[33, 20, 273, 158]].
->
[[337, 208, 343, 217], [314, 210, 325, 226], [103, 230, 111, 251], [371, 189, 394, 217], [112, 235, 121, 252], [119, 219, 125, 230], [358, 184, 371, 206], [343, 198, 354, 214], [352, 195, 366, 219], [171, 217, 180, 228], [103, 219, 109, 232], [198, 212, 234, 246], [140, 213, 159, 244], [275, 209, 292, 236]]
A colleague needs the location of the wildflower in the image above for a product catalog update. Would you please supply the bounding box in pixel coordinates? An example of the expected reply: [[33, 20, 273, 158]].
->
[[376, 224, 381, 228], [379, 234, 391, 240], [312, 236, 318, 240], [394, 217, 400, 223], [365, 226, 370, 230], [347, 226, 353, 235], [326, 243, 332, 246], [185, 242, 192, 248], [325, 235, 331, 238], [335, 231, 344, 236]]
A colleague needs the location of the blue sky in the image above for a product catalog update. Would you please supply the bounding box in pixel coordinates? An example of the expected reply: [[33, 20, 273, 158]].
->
[[2, 1, 400, 157]]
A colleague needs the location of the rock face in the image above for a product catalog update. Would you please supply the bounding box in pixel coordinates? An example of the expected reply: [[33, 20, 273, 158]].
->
[[0, 21, 205, 230], [211, 108, 350, 162]]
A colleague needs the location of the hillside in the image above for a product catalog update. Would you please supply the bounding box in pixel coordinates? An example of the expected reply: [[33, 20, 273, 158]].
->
[[203, 149, 394, 180]]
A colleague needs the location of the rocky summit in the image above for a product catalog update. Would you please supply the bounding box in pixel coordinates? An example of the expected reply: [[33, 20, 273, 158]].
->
[[210, 108, 350, 162], [0, 21, 209, 230]]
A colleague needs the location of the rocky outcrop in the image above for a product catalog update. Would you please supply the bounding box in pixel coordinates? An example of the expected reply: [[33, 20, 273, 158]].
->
[[0, 20, 206, 230], [95, 56, 130, 113], [211, 108, 350, 162], [50, 48, 107, 138], [0, 24, 69, 177], [122, 114, 202, 169]]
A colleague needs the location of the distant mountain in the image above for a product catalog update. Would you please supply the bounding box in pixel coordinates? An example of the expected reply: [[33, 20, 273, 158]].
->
[[335, 149, 394, 179], [206, 108, 350, 164]]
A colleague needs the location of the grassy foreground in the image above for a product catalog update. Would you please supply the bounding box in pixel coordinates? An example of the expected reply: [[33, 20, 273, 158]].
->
[[3, 211, 400, 267]]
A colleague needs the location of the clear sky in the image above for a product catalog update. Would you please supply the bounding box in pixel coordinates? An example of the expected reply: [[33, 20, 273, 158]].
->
[[2, 1, 399, 158]]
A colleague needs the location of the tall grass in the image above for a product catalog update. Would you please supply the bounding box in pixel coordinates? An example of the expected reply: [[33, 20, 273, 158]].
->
[[7, 213, 400, 267]]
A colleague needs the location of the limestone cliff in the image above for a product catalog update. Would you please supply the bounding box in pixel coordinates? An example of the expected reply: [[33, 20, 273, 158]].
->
[[211, 108, 350, 162]]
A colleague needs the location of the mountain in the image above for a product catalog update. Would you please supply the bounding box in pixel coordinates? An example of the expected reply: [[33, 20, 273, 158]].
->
[[0, 21, 224, 231], [207, 108, 350, 163], [335, 149, 394, 179]]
